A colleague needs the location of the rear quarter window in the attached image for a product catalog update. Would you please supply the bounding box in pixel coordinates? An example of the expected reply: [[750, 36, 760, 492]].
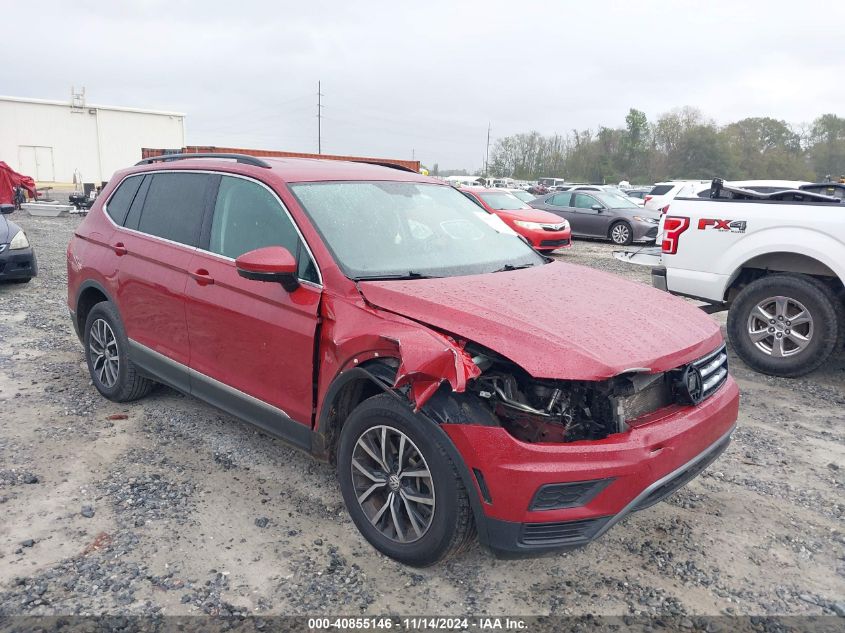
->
[[104, 175, 144, 225], [648, 185, 674, 196]]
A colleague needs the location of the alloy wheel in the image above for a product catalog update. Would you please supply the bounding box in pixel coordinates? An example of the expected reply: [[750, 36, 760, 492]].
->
[[611, 224, 630, 244], [747, 296, 813, 358], [89, 318, 120, 388], [350, 425, 435, 543]]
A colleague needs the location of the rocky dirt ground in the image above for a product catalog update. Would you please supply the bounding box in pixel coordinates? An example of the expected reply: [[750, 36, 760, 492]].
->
[[0, 213, 843, 619]]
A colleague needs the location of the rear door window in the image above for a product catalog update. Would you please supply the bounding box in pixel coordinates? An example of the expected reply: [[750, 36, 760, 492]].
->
[[649, 184, 674, 196], [573, 193, 598, 209], [548, 193, 571, 206], [105, 175, 144, 225], [137, 173, 213, 246]]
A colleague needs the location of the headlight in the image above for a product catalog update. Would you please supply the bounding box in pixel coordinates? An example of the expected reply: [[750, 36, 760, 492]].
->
[[513, 220, 544, 230], [633, 216, 659, 224], [9, 230, 30, 250]]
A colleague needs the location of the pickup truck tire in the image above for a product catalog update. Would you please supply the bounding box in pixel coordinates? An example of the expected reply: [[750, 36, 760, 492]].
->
[[337, 394, 475, 567], [727, 274, 843, 377], [609, 221, 633, 245]]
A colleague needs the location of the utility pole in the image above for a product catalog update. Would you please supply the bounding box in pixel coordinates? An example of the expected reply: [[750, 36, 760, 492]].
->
[[484, 122, 491, 177], [317, 81, 324, 154]]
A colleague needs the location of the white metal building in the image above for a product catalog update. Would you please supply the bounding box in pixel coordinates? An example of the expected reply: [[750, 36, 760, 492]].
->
[[0, 95, 186, 185]]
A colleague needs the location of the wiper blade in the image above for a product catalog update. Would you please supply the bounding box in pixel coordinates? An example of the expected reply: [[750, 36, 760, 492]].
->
[[354, 271, 440, 281], [491, 263, 535, 273]]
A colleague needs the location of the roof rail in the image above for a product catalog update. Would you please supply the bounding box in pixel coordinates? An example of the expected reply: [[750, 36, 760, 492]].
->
[[135, 153, 272, 168], [351, 160, 417, 173]]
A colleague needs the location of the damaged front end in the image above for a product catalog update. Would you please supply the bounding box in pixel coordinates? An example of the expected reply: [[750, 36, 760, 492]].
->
[[438, 344, 701, 444]]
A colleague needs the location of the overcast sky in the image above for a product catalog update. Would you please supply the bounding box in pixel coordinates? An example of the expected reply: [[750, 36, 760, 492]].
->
[[3, 1, 843, 171]]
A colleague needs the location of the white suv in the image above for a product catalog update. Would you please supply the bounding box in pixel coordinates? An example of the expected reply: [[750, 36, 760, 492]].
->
[[644, 181, 710, 211]]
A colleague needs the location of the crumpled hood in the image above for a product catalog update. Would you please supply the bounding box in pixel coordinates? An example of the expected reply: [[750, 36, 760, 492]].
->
[[359, 261, 722, 380]]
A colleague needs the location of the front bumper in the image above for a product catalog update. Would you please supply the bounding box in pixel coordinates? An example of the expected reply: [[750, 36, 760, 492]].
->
[[519, 227, 572, 251], [0, 245, 38, 280], [443, 376, 739, 556], [633, 222, 659, 242]]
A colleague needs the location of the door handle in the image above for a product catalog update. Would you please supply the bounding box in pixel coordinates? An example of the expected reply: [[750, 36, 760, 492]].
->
[[112, 242, 128, 256], [190, 269, 215, 286]]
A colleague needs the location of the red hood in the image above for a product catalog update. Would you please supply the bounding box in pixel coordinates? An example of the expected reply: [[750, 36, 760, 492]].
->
[[493, 207, 564, 223], [358, 261, 722, 380]]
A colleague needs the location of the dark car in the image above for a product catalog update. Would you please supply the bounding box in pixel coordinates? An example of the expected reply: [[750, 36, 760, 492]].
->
[[530, 190, 660, 245], [0, 204, 38, 283], [67, 154, 737, 566]]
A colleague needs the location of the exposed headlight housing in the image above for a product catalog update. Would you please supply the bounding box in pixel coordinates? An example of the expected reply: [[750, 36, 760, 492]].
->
[[9, 230, 30, 250], [633, 216, 659, 224]]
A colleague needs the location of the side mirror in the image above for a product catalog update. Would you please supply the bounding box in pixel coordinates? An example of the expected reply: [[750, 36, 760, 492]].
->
[[591, 204, 604, 212], [235, 246, 299, 292], [0, 204, 14, 215]]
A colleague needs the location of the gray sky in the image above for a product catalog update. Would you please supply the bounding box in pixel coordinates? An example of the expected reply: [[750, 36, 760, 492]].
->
[[4, 0, 844, 171]]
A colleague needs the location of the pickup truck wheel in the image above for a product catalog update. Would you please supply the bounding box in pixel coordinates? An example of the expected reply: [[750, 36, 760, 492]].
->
[[337, 394, 475, 567], [727, 274, 843, 377], [609, 221, 633, 245], [84, 302, 156, 402]]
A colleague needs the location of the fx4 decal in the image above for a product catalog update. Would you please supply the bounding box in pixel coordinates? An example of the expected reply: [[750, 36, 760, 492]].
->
[[698, 218, 747, 233]]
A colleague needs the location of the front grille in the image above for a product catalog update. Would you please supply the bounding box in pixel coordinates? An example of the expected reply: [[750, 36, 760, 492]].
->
[[691, 344, 729, 401], [529, 478, 613, 511], [617, 344, 729, 425], [540, 238, 570, 247], [521, 516, 610, 546], [645, 226, 658, 238], [540, 223, 566, 231]]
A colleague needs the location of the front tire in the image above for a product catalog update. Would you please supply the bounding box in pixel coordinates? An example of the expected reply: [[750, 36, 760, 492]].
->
[[84, 301, 155, 402], [609, 221, 633, 245], [337, 394, 475, 566], [727, 274, 843, 377]]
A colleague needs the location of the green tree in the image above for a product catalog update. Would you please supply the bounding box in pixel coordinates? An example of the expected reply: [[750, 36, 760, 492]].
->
[[808, 114, 845, 179]]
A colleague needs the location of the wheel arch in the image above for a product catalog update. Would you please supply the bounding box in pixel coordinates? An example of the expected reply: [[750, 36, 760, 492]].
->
[[74, 280, 114, 341], [312, 359, 404, 463], [725, 251, 844, 303]]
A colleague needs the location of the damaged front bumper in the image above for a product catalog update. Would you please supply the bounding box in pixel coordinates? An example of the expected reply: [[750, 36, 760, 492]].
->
[[441, 376, 739, 557]]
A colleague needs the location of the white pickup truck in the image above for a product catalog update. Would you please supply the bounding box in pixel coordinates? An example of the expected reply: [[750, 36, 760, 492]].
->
[[617, 181, 845, 377]]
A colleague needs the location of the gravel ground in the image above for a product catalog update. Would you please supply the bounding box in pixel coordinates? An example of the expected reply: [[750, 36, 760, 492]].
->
[[0, 213, 843, 618]]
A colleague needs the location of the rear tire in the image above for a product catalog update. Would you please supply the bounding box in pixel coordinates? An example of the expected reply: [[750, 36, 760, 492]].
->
[[609, 221, 633, 245], [727, 274, 843, 377], [84, 301, 155, 402], [337, 394, 475, 567]]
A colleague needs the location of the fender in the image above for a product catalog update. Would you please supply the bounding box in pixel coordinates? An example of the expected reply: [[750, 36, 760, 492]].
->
[[719, 227, 844, 299]]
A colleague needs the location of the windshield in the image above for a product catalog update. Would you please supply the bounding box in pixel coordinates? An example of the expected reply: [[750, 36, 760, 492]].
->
[[290, 181, 544, 280], [479, 192, 530, 210], [594, 192, 639, 208], [510, 190, 535, 203]]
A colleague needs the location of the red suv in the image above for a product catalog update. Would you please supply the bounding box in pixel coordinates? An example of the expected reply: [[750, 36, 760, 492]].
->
[[67, 154, 739, 566]]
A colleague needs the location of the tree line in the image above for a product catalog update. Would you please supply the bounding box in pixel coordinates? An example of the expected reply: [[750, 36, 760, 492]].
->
[[485, 107, 845, 184]]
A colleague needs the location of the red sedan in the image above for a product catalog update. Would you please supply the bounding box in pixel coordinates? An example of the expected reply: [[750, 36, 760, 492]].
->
[[460, 188, 571, 252]]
